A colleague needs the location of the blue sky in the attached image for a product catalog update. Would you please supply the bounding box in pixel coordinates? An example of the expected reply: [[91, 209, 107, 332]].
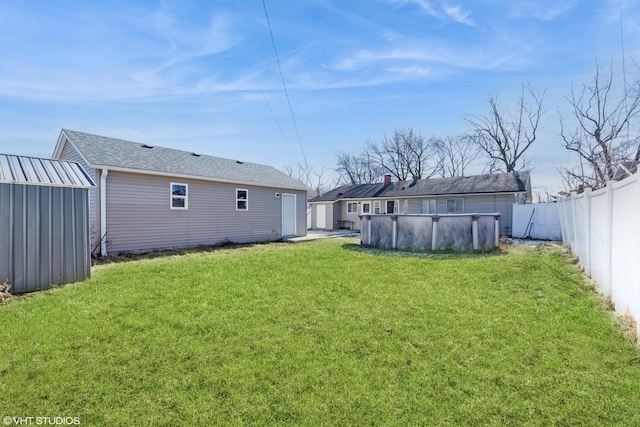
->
[[0, 0, 638, 195]]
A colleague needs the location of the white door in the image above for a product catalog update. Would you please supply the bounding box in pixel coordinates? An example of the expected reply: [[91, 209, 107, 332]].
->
[[316, 204, 327, 229], [282, 194, 296, 237]]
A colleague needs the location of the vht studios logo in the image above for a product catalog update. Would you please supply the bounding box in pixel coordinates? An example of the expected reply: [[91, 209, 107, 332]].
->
[[3, 417, 81, 425]]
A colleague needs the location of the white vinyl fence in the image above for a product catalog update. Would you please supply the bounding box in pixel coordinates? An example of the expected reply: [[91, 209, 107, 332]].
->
[[557, 173, 640, 340], [512, 203, 562, 240]]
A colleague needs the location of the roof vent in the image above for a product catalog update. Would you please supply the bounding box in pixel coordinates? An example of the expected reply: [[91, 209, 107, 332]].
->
[[236, 160, 244, 164], [191, 152, 201, 157], [141, 144, 154, 149]]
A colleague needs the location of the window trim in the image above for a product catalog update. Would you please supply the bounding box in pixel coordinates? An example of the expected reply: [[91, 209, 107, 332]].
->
[[385, 200, 399, 214], [446, 198, 464, 213], [421, 199, 436, 214], [361, 201, 371, 214], [170, 182, 188, 210], [346, 202, 359, 214], [236, 188, 249, 211], [373, 201, 381, 214]]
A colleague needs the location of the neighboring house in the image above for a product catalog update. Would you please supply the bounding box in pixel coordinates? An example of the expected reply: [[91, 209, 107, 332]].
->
[[613, 144, 640, 181], [309, 172, 531, 236], [613, 161, 638, 181], [53, 129, 310, 256]]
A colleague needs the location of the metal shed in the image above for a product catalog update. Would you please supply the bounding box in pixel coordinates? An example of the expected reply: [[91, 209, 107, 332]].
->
[[0, 154, 95, 294]]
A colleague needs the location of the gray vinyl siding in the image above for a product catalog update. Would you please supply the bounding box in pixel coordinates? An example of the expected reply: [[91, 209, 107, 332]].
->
[[104, 171, 305, 254], [339, 201, 362, 230], [331, 203, 341, 230], [59, 142, 99, 249], [294, 191, 307, 236]]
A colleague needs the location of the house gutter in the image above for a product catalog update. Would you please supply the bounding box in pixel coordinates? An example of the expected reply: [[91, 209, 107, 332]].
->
[[100, 168, 108, 257], [89, 164, 309, 192]]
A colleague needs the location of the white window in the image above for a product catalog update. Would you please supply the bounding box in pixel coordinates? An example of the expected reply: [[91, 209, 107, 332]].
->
[[446, 198, 464, 213], [386, 200, 398, 214], [361, 202, 371, 214], [373, 201, 381, 214], [402, 200, 409, 214], [236, 189, 248, 211], [347, 202, 358, 214], [170, 183, 188, 209], [421, 199, 436, 214]]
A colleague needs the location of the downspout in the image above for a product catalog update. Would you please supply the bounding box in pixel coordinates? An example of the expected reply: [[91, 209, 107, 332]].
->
[[100, 169, 109, 257]]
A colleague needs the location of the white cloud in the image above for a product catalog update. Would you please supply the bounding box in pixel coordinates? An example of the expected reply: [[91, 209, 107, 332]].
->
[[388, 0, 473, 26], [508, 1, 577, 21], [390, 0, 439, 17], [329, 41, 529, 75], [443, 5, 474, 26]]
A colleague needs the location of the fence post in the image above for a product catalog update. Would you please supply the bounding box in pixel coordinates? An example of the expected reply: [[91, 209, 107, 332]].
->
[[494, 214, 501, 248], [558, 198, 568, 245], [604, 182, 613, 299], [431, 215, 439, 251], [584, 189, 592, 277], [571, 192, 578, 256], [391, 215, 398, 249], [472, 215, 479, 250]]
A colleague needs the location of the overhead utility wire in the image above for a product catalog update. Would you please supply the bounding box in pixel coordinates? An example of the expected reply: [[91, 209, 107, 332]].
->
[[262, 0, 309, 172], [258, 84, 291, 150]]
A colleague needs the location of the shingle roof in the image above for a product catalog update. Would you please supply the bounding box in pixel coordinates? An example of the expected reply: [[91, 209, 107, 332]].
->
[[613, 161, 639, 181], [60, 129, 310, 191], [0, 154, 95, 188], [311, 172, 530, 202]]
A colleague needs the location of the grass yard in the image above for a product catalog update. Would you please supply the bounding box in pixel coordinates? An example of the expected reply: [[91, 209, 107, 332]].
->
[[1, 238, 640, 426]]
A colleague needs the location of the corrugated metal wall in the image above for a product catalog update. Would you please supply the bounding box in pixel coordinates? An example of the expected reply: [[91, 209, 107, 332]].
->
[[0, 183, 91, 294]]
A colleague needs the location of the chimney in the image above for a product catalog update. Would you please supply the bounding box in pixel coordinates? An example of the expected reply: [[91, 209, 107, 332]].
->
[[383, 175, 392, 186]]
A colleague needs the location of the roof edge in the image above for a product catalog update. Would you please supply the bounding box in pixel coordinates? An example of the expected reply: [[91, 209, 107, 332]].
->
[[92, 164, 309, 191], [309, 190, 527, 203]]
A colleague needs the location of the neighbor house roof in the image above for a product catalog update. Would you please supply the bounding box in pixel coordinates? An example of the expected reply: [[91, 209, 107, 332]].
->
[[0, 153, 95, 188], [311, 172, 530, 202], [53, 129, 310, 192], [613, 161, 639, 181]]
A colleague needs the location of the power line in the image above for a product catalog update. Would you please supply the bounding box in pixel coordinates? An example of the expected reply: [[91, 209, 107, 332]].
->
[[258, 84, 291, 151], [619, 0, 627, 93], [262, 0, 309, 172]]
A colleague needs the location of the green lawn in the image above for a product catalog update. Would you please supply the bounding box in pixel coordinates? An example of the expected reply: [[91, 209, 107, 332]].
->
[[1, 239, 639, 426]]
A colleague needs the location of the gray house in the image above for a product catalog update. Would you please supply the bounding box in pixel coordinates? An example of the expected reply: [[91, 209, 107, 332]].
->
[[309, 172, 531, 236], [53, 129, 309, 256]]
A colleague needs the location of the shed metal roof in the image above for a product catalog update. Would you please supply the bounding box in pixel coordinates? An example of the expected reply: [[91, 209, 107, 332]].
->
[[57, 129, 310, 192], [0, 154, 95, 188]]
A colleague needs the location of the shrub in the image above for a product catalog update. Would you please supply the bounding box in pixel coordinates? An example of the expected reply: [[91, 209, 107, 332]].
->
[[0, 280, 12, 303]]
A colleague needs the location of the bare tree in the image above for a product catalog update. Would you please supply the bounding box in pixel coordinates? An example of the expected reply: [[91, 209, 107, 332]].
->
[[335, 151, 384, 185], [559, 60, 640, 191], [466, 82, 546, 172], [435, 134, 482, 177], [285, 163, 333, 196], [367, 127, 440, 180]]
